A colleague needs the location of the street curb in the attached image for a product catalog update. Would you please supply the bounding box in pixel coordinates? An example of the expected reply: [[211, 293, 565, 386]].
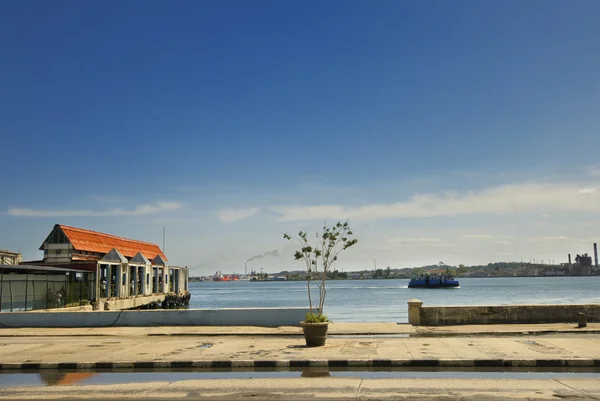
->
[[1, 330, 599, 338], [2, 359, 600, 371]]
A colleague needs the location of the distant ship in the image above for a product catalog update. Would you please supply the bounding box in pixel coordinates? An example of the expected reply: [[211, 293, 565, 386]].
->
[[213, 271, 239, 281], [408, 274, 459, 288], [409, 262, 460, 288], [250, 276, 287, 282]]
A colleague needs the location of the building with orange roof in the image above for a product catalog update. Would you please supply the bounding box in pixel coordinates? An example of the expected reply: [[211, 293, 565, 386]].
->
[[40, 224, 166, 263], [20, 224, 190, 311]]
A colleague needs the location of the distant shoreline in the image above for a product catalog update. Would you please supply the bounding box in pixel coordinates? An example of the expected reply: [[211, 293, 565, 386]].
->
[[189, 274, 598, 282]]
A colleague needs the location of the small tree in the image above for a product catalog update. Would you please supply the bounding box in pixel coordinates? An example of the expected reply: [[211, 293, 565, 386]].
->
[[284, 221, 357, 323]]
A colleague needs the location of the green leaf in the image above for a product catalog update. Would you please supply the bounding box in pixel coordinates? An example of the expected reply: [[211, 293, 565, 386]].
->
[[305, 312, 328, 323]]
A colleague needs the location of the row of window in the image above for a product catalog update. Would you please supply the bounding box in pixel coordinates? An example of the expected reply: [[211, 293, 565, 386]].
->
[[45, 249, 68, 255], [45, 249, 103, 257]]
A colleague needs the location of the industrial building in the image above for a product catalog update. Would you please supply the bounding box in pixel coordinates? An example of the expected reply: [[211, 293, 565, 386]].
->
[[566, 242, 599, 276]]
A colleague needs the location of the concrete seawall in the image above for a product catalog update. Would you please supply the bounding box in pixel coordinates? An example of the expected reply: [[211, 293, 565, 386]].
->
[[408, 299, 600, 325], [0, 307, 311, 328]]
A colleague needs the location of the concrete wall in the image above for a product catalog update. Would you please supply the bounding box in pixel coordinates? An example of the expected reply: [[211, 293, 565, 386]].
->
[[0, 307, 311, 328], [43, 243, 72, 263], [97, 294, 166, 311], [174, 268, 187, 293], [43, 305, 94, 312], [408, 299, 600, 325]]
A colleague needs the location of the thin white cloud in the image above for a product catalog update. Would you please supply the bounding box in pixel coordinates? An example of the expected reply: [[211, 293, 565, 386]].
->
[[460, 234, 513, 240], [527, 236, 571, 242], [8, 202, 181, 217], [460, 234, 495, 240], [527, 236, 599, 243], [270, 182, 600, 222], [388, 237, 440, 244], [150, 218, 189, 224], [87, 195, 125, 203], [578, 187, 596, 195], [587, 167, 600, 177], [365, 237, 447, 251], [216, 208, 259, 223]]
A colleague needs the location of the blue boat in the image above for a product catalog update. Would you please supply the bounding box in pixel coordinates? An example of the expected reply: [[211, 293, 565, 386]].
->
[[408, 274, 460, 288]]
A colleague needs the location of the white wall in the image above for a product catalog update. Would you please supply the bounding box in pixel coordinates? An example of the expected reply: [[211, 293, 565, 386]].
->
[[0, 308, 311, 328], [43, 244, 72, 263]]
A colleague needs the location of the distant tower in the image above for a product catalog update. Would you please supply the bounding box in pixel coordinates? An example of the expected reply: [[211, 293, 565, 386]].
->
[[594, 243, 598, 267]]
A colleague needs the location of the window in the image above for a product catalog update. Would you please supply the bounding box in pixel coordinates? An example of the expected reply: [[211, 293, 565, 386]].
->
[[47, 228, 68, 244]]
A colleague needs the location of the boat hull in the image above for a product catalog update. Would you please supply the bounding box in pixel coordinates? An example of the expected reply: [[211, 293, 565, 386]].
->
[[408, 283, 460, 288]]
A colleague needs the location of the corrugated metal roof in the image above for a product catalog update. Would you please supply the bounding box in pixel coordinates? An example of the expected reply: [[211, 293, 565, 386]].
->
[[46, 225, 167, 261], [71, 255, 102, 261]]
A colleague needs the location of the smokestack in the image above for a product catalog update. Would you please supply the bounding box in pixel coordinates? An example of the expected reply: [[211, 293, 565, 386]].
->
[[594, 243, 598, 267], [568, 254, 572, 271]]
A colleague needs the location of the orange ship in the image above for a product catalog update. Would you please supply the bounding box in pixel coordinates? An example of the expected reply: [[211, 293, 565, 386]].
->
[[213, 271, 239, 281]]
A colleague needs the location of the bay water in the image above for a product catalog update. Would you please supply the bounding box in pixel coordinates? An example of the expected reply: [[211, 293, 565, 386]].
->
[[189, 276, 600, 323]]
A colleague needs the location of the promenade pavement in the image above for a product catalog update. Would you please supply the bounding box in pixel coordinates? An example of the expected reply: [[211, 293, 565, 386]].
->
[[1, 324, 600, 400], [0, 323, 599, 370]]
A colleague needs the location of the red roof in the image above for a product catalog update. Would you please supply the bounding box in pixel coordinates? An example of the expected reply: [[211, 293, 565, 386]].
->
[[43, 225, 166, 261]]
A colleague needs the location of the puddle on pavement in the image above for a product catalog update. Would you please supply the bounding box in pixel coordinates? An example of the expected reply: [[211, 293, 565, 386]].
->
[[1, 367, 599, 388], [329, 334, 410, 338]]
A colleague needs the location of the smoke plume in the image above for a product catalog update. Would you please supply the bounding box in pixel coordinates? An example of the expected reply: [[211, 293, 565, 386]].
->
[[246, 250, 279, 262]]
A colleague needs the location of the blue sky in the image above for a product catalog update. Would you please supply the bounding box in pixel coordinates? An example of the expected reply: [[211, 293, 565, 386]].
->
[[2, 1, 600, 275]]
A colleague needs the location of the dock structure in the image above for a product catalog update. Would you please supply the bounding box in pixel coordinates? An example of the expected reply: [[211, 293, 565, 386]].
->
[[18, 224, 189, 311]]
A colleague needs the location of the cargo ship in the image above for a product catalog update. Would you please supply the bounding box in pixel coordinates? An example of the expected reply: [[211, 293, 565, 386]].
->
[[213, 271, 239, 281]]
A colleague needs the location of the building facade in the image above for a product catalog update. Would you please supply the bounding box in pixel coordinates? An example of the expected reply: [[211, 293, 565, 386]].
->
[[27, 224, 189, 310], [0, 250, 22, 265]]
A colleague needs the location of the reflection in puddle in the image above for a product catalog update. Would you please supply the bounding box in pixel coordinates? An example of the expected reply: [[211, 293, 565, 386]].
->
[[301, 370, 331, 378], [39, 372, 97, 386], [0, 367, 598, 388]]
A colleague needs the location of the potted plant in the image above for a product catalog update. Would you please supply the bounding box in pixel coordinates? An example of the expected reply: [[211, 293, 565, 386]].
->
[[284, 221, 357, 346]]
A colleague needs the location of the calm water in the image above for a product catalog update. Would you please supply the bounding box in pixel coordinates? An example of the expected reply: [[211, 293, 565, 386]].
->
[[188, 277, 600, 323]]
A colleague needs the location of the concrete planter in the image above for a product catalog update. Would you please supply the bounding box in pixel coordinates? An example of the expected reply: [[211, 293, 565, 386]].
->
[[300, 321, 329, 347]]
